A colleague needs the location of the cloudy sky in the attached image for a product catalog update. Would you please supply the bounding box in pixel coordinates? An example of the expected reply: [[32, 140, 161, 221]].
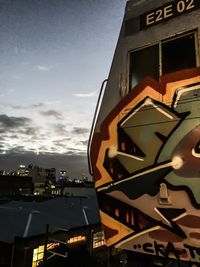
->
[[0, 0, 126, 178]]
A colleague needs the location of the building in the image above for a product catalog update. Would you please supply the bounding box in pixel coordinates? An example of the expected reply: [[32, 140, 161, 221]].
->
[[45, 168, 56, 182], [59, 170, 68, 180], [0, 175, 33, 196], [0, 189, 108, 267], [17, 165, 57, 195], [17, 165, 29, 176]]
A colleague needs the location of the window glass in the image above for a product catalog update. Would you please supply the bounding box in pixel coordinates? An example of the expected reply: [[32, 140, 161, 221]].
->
[[67, 235, 86, 244], [129, 44, 159, 89], [129, 32, 197, 92], [162, 33, 196, 74], [93, 231, 105, 248], [32, 245, 44, 267]]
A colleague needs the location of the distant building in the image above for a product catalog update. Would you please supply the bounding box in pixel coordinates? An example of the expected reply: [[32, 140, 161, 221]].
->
[[45, 167, 56, 182], [0, 175, 33, 196], [81, 173, 89, 183], [17, 164, 29, 176], [29, 166, 46, 184], [29, 166, 46, 195], [59, 170, 68, 180], [16, 165, 47, 195]]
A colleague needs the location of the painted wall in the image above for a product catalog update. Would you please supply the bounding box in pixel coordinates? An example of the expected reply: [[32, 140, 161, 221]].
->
[[91, 68, 200, 263]]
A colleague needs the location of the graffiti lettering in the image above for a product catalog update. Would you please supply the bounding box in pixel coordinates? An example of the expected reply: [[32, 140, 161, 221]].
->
[[140, 242, 200, 260], [154, 241, 166, 257], [143, 243, 154, 254], [184, 244, 200, 259], [142, 242, 178, 257], [165, 242, 182, 259], [118, 100, 180, 173]]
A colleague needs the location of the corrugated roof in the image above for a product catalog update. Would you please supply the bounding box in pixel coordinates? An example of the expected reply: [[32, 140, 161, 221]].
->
[[0, 195, 100, 243]]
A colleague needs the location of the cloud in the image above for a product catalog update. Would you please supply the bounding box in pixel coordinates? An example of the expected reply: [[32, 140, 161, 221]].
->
[[10, 135, 19, 139], [0, 115, 89, 159], [0, 114, 40, 153], [31, 103, 44, 108], [40, 110, 63, 119], [72, 127, 89, 135], [44, 100, 60, 105], [52, 137, 71, 147], [5, 145, 27, 154], [0, 88, 15, 98], [73, 91, 97, 97], [10, 103, 44, 110], [23, 127, 38, 136], [52, 124, 68, 136], [0, 114, 31, 130], [52, 140, 67, 148], [80, 140, 88, 146], [35, 65, 53, 71], [10, 105, 25, 110]]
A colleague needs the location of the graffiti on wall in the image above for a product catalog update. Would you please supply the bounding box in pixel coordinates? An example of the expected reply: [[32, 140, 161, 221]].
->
[[91, 68, 200, 263]]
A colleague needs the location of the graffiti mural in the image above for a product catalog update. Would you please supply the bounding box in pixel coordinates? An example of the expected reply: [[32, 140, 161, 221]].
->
[[91, 68, 200, 263]]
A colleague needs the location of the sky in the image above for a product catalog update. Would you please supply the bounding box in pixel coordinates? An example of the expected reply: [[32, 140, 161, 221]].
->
[[0, 0, 126, 179]]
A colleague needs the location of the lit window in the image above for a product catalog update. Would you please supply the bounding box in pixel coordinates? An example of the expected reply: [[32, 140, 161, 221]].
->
[[32, 245, 44, 267], [93, 231, 105, 249], [67, 235, 86, 244], [32, 243, 60, 267], [47, 243, 59, 250]]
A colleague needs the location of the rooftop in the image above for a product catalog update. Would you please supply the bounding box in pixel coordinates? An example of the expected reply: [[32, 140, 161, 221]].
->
[[0, 191, 100, 243]]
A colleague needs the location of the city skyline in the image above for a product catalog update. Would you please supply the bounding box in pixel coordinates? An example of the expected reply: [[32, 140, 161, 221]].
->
[[0, 0, 126, 178]]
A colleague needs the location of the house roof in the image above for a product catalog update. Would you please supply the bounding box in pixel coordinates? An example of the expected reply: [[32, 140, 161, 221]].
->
[[0, 191, 100, 243]]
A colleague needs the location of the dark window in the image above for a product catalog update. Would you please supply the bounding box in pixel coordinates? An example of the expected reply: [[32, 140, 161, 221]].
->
[[129, 32, 197, 91], [129, 45, 159, 89], [162, 33, 196, 74]]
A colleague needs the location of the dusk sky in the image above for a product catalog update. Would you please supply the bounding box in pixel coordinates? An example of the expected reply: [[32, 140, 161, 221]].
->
[[0, 0, 126, 178]]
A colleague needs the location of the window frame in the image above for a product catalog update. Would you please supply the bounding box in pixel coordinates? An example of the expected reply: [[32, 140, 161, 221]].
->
[[128, 30, 199, 91]]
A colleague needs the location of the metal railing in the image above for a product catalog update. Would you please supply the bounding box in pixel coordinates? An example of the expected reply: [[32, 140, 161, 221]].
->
[[87, 79, 108, 176]]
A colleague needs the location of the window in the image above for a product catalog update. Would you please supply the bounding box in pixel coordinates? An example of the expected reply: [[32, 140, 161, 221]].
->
[[129, 45, 159, 89], [67, 235, 86, 244], [47, 243, 60, 250], [129, 32, 197, 90], [93, 231, 105, 249], [32, 245, 44, 267], [32, 243, 60, 267], [162, 33, 196, 74]]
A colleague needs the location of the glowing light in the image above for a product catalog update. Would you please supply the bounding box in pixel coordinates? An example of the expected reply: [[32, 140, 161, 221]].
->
[[171, 156, 184, 170], [144, 97, 153, 105], [19, 165, 25, 168], [67, 235, 86, 244], [108, 146, 118, 158]]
